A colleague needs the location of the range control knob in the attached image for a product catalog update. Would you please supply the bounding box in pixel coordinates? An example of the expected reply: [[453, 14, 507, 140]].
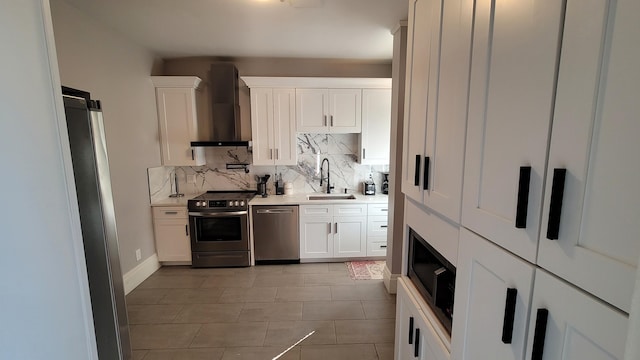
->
[[240, 201, 245, 206], [196, 201, 202, 207], [234, 201, 240, 206], [228, 201, 234, 207]]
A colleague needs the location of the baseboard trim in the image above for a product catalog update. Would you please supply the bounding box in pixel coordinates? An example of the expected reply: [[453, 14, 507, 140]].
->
[[123, 253, 160, 294], [383, 264, 400, 294]]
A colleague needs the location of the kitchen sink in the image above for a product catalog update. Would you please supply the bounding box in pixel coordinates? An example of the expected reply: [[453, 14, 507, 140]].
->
[[307, 194, 356, 200]]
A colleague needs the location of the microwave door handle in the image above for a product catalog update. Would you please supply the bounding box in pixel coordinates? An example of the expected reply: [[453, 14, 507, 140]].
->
[[432, 267, 446, 305]]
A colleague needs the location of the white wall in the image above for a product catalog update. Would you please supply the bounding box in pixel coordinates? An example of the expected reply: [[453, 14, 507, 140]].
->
[[50, 0, 161, 273], [0, 1, 97, 358]]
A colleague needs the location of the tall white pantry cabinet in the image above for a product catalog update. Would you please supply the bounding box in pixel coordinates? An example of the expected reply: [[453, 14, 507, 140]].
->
[[396, 0, 640, 359]]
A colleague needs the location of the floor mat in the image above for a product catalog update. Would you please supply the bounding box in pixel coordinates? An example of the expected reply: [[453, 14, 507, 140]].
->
[[345, 260, 386, 280]]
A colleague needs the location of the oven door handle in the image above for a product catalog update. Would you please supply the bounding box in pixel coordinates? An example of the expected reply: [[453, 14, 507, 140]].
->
[[189, 211, 248, 217]]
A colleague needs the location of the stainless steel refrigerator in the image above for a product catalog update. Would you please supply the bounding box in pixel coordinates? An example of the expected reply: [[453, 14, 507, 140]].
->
[[62, 87, 131, 359]]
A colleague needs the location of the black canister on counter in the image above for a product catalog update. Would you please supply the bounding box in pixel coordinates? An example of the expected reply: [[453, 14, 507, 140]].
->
[[382, 173, 389, 194]]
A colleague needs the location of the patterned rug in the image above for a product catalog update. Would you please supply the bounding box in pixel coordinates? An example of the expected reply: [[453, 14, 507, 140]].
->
[[345, 260, 386, 280]]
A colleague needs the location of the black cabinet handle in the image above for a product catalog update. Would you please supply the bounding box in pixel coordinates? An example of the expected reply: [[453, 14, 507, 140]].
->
[[185, 225, 189, 236], [547, 168, 567, 240], [423, 156, 430, 190], [408, 316, 414, 344], [380, 225, 388, 228], [380, 245, 387, 248], [414, 328, 420, 357], [501, 288, 518, 344], [515, 166, 532, 228], [191, 149, 195, 160], [414, 155, 421, 186], [531, 309, 549, 360]]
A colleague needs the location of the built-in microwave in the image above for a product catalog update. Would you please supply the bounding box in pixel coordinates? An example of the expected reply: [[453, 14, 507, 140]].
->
[[407, 228, 456, 334]]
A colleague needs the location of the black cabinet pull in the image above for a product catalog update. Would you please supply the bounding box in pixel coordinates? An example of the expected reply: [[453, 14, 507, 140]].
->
[[547, 168, 567, 240], [191, 149, 195, 160], [414, 328, 420, 357], [531, 309, 549, 360], [423, 156, 430, 190], [185, 225, 189, 236], [414, 155, 421, 186], [408, 317, 414, 344], [515, 166, 532, 228], [501, 288, 518, 344]]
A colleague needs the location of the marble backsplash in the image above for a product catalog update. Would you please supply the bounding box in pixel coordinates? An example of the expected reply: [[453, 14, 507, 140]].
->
[[148, 134, 389, 199]]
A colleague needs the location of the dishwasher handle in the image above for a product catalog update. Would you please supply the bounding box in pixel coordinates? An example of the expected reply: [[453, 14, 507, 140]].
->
[[256, 209, 294, 214]]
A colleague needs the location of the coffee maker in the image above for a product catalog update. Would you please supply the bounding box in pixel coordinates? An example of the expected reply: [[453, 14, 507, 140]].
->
[[256, 175, 270, 197]]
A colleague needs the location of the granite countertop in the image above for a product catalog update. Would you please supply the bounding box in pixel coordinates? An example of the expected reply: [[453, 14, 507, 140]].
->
[[249, 193, 388, 206]]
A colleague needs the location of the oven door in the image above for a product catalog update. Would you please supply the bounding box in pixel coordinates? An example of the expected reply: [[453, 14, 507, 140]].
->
[[189, 210, 249, 252]]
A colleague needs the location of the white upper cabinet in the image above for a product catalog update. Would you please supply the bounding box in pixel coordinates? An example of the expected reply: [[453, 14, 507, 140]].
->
[[249, 88, 296, 166], [359, 89, 392, 165], [401, 0, 473, 223], [296, 88, 362, 133], [524, 270, 628, 360], [461, 0, 565, 262], [536, 0, 640, 313], [151, 76, 205, 166]]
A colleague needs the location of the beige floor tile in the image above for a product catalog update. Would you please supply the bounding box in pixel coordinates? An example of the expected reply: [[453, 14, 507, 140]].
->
[[238, 302, 303, 321], [190, 322, 269, 348], [303, 273, 355, 286], [217, 287, 277, 303], [128, 304, 183, 324], [299, 344, 379, 360], [173, 303, 243, 323], [355, 283, 393, 300], [276, 286, 332, 302], [264, 320, 336, 346], [130, 324, 201, 349], [375, 343, 394, 360], [253, 273, 305, 287], [362, 300, 396, 319], [200, 274, 256, 288], [159, 288, 224, 304], [138, 275, 206, 289], [327, 262, 348, 273], [221, 346, 300, 360], [127, 289, 169, 305], [141, 348, 224, 360], [335, 319, 395, 344], [282, 263, 329, 274], [155, 266, 235, 276], [240, 265, 285, 274], [302, 301, 365, 320], [131, 349, 148, 360], [330, 286, 361, 301]]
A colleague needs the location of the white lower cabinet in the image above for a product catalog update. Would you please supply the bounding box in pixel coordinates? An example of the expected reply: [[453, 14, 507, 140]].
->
[[452, 228, 535, 360], [396, 277, 450, 360], [299, 204, 367, 259], [152, 206, 191, 262], [452, 229, 628, 360]]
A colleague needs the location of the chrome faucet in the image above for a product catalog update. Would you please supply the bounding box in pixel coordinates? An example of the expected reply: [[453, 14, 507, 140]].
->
[[320, 158, 334, 194]]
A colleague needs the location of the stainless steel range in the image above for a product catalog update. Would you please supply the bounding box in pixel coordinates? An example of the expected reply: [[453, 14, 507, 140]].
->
[[188, 191, 255, 267]]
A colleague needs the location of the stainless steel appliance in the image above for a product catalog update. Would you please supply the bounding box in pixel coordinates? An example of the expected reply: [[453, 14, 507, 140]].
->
[[408, 228, 456, 334], [252, 206, 300, 264], [62, 87, 131, 359], [188, 191, 255, 267], [256, 175, 271, 197]]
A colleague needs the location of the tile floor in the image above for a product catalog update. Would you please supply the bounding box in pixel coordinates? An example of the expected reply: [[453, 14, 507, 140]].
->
[[126, 262, 396, 360]]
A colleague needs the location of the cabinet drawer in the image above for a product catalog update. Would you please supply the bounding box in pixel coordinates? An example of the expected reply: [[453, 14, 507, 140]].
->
[[368, 215, 388, 237], [334, 204, 367, 216], [367, 203, 389, 216], [367, 237, 388, 257], [152, 206, 188, 220], [300, 204, 333, 217]]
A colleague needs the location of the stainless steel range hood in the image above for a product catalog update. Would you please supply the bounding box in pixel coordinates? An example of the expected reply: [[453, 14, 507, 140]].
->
[[191, 63, 251, 148]]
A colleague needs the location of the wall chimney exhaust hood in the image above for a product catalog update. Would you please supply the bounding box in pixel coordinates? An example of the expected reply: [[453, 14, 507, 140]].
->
[[190, 63, 251, 148]]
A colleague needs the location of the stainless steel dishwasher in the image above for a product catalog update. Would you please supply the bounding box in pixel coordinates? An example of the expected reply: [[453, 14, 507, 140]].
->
[[252, 205, 299, 264]]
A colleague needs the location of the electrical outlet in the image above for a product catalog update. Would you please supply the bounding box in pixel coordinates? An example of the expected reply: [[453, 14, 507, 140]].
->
[[135, 249, 141, 261], [187, 174, 197, 184]]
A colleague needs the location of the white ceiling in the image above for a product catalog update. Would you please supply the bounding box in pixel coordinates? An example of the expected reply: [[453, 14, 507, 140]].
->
[[62, 0, 409, 60]]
